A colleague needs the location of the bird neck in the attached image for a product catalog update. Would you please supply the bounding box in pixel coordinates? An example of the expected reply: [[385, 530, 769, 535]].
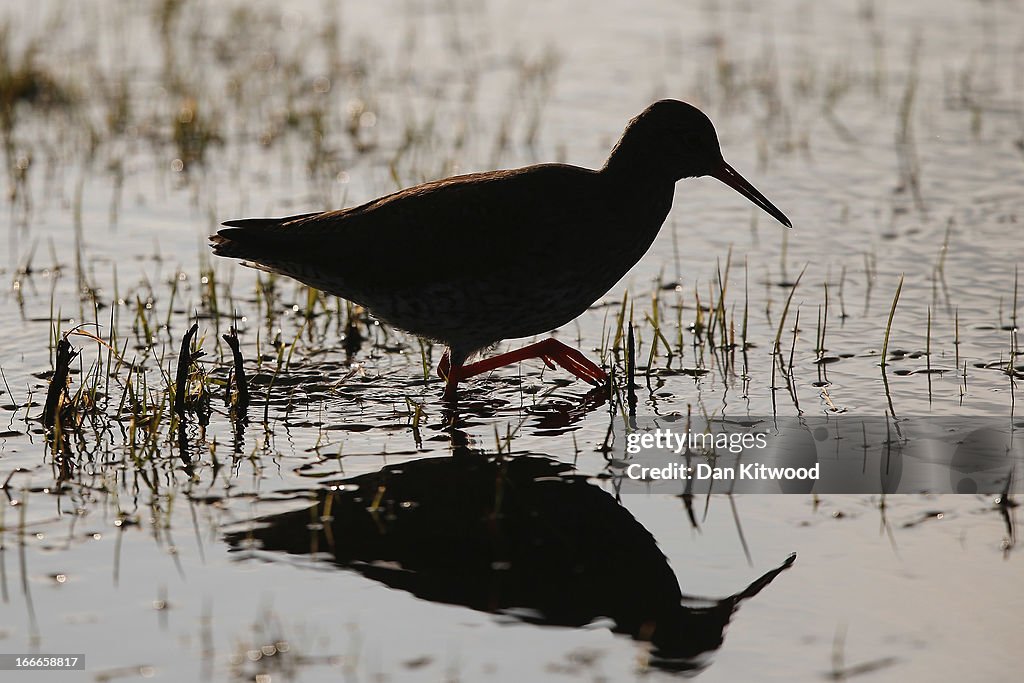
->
[[599, 147, 677, 204], [595, 163, 676, 249], [601, 135, 676, 187]]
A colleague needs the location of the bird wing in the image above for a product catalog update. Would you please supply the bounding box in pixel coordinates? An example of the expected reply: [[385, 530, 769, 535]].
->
[[212, 164, 602, 292]]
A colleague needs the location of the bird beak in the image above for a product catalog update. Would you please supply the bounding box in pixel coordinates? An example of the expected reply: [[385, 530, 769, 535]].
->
[[710, 161, 792, 228]]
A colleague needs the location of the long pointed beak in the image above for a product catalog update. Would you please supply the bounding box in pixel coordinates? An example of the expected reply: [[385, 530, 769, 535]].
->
[[710, 161, 792, 228]]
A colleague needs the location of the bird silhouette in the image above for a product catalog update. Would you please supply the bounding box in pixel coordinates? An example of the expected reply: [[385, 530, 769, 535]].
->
[[212, 100, 791, 400]]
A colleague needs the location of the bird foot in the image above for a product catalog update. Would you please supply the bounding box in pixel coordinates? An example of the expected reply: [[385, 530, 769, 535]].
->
[[436, 339, 607, 401], [531, 340, 608, 386], [458, 338, 607, 386]]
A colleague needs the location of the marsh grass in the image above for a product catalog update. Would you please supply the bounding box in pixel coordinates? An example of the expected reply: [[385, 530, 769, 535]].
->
[[773, 266, 805, 375], [880, 275, 905, 369], [23, 209, 982, 485], [0, 0, 989, 638], [2, 0, 1020, 565], [0, 5, 1022, 678], [0, 22, 74, 205]]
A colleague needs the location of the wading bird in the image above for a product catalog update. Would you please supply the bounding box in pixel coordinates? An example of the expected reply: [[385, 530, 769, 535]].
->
[[212, 100, 791, 400]]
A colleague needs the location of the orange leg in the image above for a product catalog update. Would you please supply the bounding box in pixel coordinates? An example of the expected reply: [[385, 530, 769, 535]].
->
[[437, 339, 607, 401], [436, 349, 452, 381], [436, 349, 462, 402]]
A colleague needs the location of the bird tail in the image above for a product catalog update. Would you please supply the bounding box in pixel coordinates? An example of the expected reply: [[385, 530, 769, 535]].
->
[[210, 212, 323, 260]]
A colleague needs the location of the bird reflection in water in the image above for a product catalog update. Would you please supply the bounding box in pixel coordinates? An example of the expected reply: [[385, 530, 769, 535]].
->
[[225, 421, 795, 672]]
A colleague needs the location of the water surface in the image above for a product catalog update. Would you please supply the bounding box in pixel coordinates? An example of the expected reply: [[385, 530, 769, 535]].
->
[[0, 0, 1021, 680]]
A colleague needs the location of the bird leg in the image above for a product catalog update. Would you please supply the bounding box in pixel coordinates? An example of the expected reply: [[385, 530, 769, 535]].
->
[[436, 349, 452, 381], [437, 349, 464, 402], [440, 338, 607, 401]]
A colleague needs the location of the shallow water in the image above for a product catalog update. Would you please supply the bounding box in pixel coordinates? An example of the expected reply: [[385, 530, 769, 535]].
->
[[0, 0, 1021, 681]]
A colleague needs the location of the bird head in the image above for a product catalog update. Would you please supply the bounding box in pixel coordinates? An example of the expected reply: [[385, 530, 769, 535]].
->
[[608, 100, 792, 228]]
